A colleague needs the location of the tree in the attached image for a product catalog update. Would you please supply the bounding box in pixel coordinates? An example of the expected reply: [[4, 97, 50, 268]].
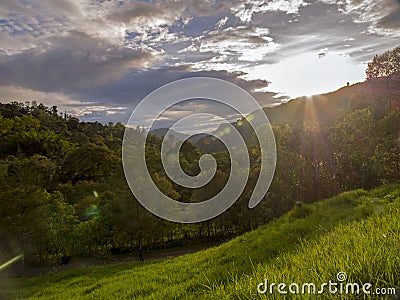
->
[[372, 112, 400, 183], [62, 143, 118, 183], [366, 46, 400, 79], [41, 191, 77, 265], [330, 109, 377, 189], [0, 161, 49, 267]]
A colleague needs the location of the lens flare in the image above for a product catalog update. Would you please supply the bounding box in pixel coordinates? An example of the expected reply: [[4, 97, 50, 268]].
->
[[84, 204, 100, 219], [0, 254, 24, 271]]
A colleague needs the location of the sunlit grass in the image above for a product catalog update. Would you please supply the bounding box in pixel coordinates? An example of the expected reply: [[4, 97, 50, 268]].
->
[[2, 185, 399, 299]]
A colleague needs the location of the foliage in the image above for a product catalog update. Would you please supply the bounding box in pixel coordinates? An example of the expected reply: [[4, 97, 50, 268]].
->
[[3, 185, 399, 299], [366, 46, 400, 79]]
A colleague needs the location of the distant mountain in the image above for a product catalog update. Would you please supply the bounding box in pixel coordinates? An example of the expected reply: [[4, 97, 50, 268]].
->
[[149, 128, 189, 141], [149, 129, 211, 145], [187, 133, 210, 144]]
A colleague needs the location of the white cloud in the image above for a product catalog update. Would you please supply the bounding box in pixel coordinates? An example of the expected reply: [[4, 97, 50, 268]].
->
[[0, 85, 83, 109], [127, 26, 192, 50], [0, 85, 128, 122], [264, 0, 310, 14], [215, 16, 229, 28], [180, 26, 279, 69], [231, 0, 309, 22]]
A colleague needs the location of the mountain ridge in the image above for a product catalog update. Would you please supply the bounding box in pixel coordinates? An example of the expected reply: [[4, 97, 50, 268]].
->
[[195, 74, 400, 152]]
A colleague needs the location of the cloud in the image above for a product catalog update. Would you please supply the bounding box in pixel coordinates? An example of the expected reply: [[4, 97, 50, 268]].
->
[[68, 64, 280, 107], [106, 0, 228, 31], [0, 31, 37, 53], [318, 48, 328, 58], [153, 101, 244, 133], [107, 1, 184, 25], [0, 31, 157, 93], [0, 0, 186, 46], [68, 105, 130, 124], [320, 0, 400, 36], [0, 62, 282, 125], [177, 26, 279, 72], [0, 0, 32, 17], [200, 27, 278, 61], [231, 0, 309, 22], [247, 0, 399, 64], [0, 85, 81, 107], [215, 16, 229, 28], [0, 0, 84, 35], [119, 66, 282, 123], [30, 0, 84, 17], [126, 25, 193, 53]]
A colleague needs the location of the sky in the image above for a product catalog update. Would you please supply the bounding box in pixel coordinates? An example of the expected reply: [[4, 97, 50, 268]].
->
[[0, 0, 399, 130]]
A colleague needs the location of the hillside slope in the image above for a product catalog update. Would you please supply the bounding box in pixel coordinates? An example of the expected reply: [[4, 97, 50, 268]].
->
[[264, 72, 400, 126], [196, 73, 400, 152], [3, 185, 399, 299]]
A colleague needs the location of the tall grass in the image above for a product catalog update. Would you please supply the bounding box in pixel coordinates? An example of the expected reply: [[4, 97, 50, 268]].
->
[[2, 185, 399, 299]]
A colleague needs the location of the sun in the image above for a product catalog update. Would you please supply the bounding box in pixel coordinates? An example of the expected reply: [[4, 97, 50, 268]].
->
[[244, 51, 365, 99]]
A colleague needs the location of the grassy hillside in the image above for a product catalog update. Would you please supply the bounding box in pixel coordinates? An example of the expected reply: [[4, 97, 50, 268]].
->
[[2, 184, 399, 299]]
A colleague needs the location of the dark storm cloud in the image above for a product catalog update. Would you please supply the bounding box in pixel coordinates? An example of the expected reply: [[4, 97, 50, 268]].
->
[[0, 31, 155, 93], [107, 1, 183, 23], [52, 65, 283, 125], [107, 0, 228, 24], [377, 6, 400, 29], [69, 65, 282, 108]]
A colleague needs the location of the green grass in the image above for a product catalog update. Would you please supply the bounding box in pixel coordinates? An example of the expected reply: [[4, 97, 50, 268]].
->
[[2, 185, 400, 299]]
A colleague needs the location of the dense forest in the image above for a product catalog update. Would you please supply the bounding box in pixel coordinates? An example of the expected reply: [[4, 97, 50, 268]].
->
[[0, 46, 399, 271]]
